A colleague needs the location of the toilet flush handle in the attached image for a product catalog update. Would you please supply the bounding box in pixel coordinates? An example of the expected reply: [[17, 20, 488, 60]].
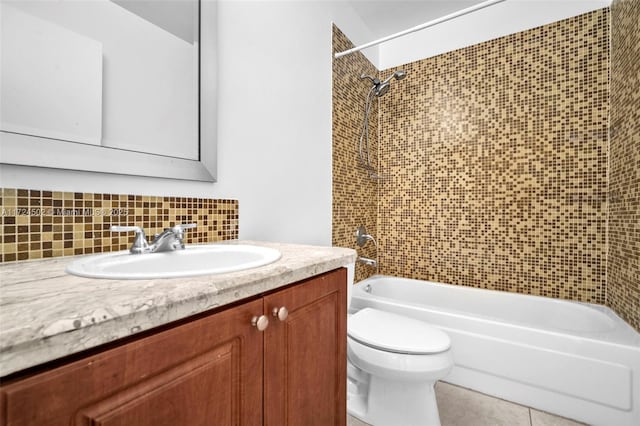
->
[[272, 306, 289, 321]]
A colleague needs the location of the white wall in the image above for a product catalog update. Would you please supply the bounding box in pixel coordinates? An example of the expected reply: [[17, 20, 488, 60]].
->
[[377, 0, 611, 70], [0, 0, 376, 246], [214, 1, 376, 245]]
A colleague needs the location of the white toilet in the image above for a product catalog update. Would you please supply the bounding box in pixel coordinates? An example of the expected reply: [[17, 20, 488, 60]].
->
[[345, 267, 453, 425]]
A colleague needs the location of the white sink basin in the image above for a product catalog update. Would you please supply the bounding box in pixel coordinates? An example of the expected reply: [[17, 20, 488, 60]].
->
[[65, 244, 281, 279]]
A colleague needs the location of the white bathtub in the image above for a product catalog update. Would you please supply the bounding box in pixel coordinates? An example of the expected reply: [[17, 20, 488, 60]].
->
[[350, 275, 640, 426]]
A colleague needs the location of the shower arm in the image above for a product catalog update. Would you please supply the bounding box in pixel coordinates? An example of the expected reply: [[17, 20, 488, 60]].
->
[[360, 74, 379, 85]]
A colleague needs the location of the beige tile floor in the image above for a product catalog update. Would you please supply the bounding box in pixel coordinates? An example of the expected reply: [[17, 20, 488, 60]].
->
[[347, 382, 585, 426]]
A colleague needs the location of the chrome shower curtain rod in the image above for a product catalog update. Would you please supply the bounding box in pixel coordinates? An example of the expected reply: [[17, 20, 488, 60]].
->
[[334, 0, 506, 59]]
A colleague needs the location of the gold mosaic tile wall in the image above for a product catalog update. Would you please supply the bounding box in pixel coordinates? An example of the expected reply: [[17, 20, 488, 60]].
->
[[377, 10, 610, 303], [332, 25, 378, 282], [609, 0, 640, 331], [0, 189, 238, 262]]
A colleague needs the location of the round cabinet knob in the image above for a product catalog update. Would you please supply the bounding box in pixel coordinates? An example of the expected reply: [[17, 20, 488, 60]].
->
[[251, 315, 269, 331], [272, 306, 289, 321]]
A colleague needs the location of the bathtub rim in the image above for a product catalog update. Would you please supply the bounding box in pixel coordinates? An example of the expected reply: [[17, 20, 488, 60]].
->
[[352, 275, 640, 348]]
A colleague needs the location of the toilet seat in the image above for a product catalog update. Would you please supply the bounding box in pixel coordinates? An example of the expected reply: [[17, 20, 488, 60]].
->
[[348, 308, 450, 354], [348, 337, 453, 381]]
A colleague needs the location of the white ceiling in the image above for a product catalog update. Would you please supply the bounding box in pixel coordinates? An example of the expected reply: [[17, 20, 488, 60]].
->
[[346, 0, 487, 39], [341, 0, 612, 69], [111, 0, 197, 44]]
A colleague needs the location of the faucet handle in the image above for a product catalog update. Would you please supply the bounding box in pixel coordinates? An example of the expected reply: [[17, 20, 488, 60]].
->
[[110, 225, 149, 254], [111, 225, 143, 233], [170, 223, 197, 237], [166, 224, 196, 250], [355, 225, 375, 247], [169, 223, 197, 236]]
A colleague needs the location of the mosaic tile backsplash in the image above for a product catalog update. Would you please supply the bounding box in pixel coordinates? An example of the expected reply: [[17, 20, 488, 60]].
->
[[375, 9, 610, 304], [332, 25, 379, 282], [0, 189, 238, 262], [609, 0, 640, 331]]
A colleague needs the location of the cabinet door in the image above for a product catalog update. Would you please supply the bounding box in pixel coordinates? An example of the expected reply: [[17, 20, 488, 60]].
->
[[263, 269, 347, 426], [1, 299, 264, 426]]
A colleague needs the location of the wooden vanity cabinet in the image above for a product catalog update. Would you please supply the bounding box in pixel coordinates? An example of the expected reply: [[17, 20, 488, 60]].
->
[[0, 268, 346, 426], [264, 268, 346, 426], [0, 298, 264, 426]]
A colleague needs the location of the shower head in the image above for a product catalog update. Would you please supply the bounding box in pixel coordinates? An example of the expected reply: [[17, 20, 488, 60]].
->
[[358, 69, 406, 176], [361, 69, 407, 97], [374, 82, 390, 97], [394, 70, 407, 80]]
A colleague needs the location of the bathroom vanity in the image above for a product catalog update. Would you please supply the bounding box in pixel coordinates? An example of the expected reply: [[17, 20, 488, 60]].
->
[[0, 241, 355, 425]]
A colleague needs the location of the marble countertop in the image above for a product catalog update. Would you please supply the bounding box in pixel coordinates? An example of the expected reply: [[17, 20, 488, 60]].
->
[[0, 241, 356, 377]]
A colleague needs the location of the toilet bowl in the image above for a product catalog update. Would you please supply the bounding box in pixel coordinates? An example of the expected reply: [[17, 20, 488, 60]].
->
[[346, 297, 453, 425]]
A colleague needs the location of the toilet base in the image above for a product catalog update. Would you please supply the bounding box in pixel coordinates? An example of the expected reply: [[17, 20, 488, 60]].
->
[[347, 361, 442, 426]]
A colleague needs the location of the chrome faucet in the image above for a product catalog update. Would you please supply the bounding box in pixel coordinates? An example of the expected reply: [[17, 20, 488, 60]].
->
[[358, 256, 377, 267], [150, 224, 196, 252], [355, 225, 379, 271], [355, 225, 376, 247], [111, 224, 196, 254]]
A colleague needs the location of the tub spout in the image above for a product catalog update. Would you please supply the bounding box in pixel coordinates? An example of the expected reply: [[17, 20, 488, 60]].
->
[[358, 256, 377, 267]]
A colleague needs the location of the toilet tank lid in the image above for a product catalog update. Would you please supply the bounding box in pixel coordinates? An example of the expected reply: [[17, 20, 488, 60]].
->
[[348, 308, 451, 354]]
